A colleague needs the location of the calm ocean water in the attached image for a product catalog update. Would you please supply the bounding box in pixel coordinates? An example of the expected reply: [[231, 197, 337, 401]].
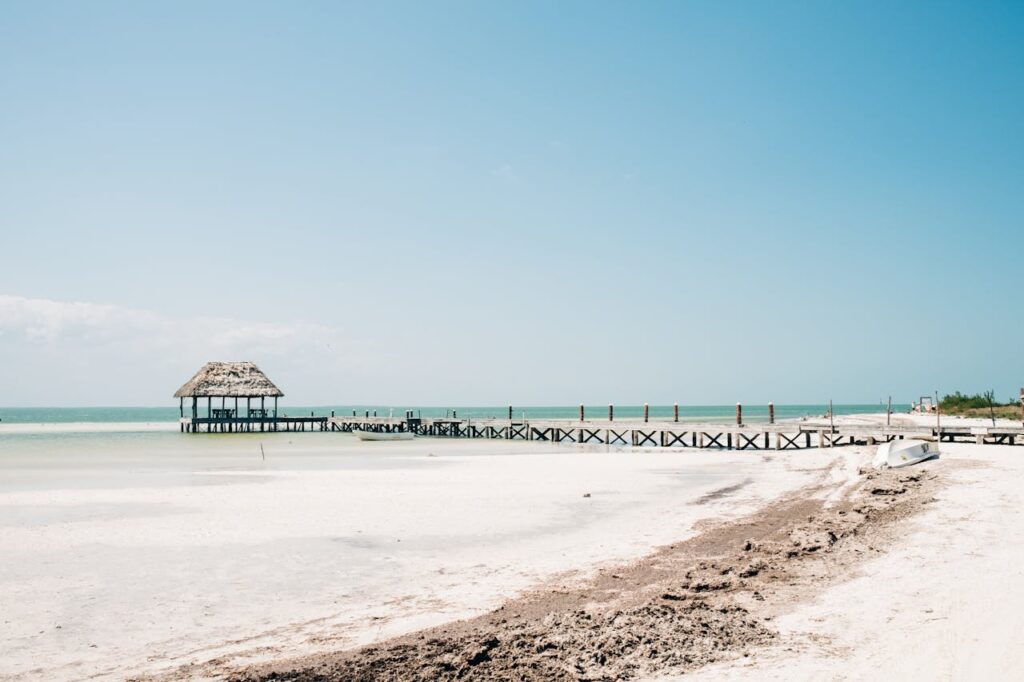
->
[[0, 404, 906, 425]]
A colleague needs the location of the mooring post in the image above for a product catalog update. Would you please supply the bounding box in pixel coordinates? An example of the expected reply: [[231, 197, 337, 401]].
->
[[579, 404, 585, 422], [508, 405, 513, 420], [609, 404, 614, 422], [768, 402, 774, 424], [674, 403, 679, 422], [644, 403, 649, 423], [736, 403, 742, 426]]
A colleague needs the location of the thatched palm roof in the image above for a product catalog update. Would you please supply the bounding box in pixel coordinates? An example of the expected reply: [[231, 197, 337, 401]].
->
[[174, 362, 284, 398]]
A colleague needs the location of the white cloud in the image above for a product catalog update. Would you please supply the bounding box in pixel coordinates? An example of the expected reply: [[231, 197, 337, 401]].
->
[[0, 294, 356, 356], [0, 295, 373, 404]]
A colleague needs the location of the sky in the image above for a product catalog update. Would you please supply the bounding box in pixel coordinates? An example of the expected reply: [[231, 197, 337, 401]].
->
[[1, 1, 1022, 407]]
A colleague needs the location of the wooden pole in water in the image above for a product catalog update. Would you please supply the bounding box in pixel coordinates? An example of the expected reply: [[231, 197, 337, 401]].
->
[[579, 404, 585, 422], [886, 396, 892, 427], [508, 405, 513, 420], [644, 403, 649, 423], [609, 404, 614, 422], [674, 403, 679, 422], [736, 403, 742, 426], [768, 402, 774, 424], [829, 400, 834, 435]]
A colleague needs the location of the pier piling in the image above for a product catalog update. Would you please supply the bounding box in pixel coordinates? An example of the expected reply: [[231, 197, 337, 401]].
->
[[643, 403, 649, 423], [768, 402, 774, 424], [736, 403, 742, 426]]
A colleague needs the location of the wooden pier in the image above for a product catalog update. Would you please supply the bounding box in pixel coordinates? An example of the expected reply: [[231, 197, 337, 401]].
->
[[326, 416, 1024, 449], [181, 415, 329, 433]]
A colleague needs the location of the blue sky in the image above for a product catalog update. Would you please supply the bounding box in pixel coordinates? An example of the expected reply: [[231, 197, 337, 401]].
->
[[1, 1, 1022, 406]]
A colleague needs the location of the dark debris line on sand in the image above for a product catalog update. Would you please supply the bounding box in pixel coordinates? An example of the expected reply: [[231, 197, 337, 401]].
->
[[221, 467, 940, 682]]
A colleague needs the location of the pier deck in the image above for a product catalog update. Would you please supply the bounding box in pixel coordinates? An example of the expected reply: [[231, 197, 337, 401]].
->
[[181, 416, 329, 433], [327, 416, 1024, 449]]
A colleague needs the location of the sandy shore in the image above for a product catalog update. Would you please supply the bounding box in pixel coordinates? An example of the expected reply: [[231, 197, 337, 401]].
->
[[0, 434, 830, 681], [671, 440, 1024, 681], [217, 416, 1023, 681], [5, 414, 1021, 680]]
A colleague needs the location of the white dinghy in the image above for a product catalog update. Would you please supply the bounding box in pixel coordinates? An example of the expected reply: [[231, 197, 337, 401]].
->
[[872, 439, 939, 469], [355, 430, 415, 442]]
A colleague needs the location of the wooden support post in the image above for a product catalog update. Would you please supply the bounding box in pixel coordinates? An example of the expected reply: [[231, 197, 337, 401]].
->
[[274, 396, 278, 419], [179, 397, 183, 419], [643, 403, 649, 423], [579, 404, 585, 422], [207, 396, 211, 419], [886, 396, 892, 427], [609, 404, 614, 422], [674, 403, 679, 422], [768, 402, 774, 424], [508, 405, 513, 420], [736, 403, 742, 426]]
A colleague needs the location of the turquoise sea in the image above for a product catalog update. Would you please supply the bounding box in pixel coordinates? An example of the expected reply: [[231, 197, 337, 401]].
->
[[0, 404, 907, 426]]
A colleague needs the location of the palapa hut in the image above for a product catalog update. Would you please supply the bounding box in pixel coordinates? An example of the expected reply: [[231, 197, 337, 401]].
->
[[174, 361, 283, 423]]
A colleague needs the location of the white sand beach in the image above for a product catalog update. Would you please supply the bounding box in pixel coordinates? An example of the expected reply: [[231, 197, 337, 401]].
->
[[0, 432, 838, 680], [3, 413, 1022, 681], [665, 440, 1024, 680]]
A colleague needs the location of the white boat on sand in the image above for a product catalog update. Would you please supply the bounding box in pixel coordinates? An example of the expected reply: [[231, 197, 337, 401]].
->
[[873, 439, 939, 469], [355, 430, 415, 442]]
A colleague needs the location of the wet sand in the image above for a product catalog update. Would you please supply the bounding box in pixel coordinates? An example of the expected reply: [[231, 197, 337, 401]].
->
[[219, 448, 942, 681]]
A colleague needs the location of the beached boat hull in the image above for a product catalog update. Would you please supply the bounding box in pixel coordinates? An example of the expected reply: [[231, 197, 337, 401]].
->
[[873, 439, 939, 469], [355, 430, 415, 441]]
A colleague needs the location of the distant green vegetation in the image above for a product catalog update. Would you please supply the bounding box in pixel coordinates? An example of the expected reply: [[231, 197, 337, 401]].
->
[[939, 391, 1021, 418]]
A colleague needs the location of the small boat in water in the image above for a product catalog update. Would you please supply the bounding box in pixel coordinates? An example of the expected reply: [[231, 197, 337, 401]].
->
[[872, 439, 939, 469], [355, 430, 415, 442]]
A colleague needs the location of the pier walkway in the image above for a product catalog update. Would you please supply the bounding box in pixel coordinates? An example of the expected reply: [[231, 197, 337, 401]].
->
[[327, 416, 1024, 449]]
